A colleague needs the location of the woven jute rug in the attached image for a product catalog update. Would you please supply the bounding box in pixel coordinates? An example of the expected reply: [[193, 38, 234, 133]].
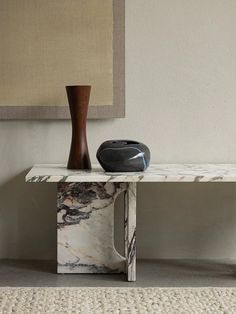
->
[[0, 287, 236, 314]]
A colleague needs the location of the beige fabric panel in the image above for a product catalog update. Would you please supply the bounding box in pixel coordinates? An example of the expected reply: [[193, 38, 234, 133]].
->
[[0, 0, 113, 107]]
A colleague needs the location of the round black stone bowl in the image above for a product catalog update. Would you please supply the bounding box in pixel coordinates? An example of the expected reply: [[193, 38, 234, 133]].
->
[[96, 140, 150, 172]]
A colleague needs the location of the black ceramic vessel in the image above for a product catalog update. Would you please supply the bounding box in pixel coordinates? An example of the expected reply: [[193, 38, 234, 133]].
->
[[96, 140, 150, 172]]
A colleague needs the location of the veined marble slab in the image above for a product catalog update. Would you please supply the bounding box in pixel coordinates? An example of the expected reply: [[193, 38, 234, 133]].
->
[[57, 182, 128, 274], [26, 164, 236, 183]]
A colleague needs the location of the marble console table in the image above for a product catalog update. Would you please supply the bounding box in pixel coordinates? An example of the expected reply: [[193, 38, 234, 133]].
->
[[26, 164, 236, 282]]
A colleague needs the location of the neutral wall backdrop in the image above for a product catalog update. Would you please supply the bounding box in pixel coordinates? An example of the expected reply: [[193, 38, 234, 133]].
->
[[1, 0, 236, 260]]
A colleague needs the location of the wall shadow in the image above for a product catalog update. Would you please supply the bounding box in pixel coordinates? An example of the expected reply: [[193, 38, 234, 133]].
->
[[137, 182, 236, 259], [0, 169, 57, 262]]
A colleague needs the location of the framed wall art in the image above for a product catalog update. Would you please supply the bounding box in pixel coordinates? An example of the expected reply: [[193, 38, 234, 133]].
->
[[0, 0, 125, 119]]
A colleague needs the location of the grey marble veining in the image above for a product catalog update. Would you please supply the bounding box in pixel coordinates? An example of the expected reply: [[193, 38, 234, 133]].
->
[[26, 165, 138, 282], [57, 182, 128, 274], [26, 164, 236, 183], [26, 163, 236, 282], [125, 183, 136, 281]]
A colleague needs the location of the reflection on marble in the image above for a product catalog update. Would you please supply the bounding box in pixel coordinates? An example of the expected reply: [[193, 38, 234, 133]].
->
[[26, 164, 236, 183], [57, 182, 131, 275]]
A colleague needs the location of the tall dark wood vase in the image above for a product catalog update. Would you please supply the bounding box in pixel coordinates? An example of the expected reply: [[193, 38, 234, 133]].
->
[[66, 85, 91, 170]]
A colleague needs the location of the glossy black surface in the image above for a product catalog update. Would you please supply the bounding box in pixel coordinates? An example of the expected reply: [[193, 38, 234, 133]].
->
[[96, 140, 150, 172]]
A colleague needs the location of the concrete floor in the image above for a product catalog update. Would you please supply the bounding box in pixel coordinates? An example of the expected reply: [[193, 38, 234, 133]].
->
[[0, 259, 236, 287]]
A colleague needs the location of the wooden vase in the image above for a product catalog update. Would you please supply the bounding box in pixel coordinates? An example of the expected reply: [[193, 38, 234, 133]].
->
[[66, 85, 91, 170]]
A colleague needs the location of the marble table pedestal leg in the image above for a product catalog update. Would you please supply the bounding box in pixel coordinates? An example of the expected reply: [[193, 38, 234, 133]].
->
[[57, 181, 136, 281], [125, 182, 137, 281]]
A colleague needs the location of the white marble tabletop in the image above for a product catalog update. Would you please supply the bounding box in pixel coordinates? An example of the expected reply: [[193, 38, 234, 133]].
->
[[25, 164, 236, 183]]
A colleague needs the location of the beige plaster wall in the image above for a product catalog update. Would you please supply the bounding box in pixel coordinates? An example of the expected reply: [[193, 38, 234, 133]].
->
[[1, 0, 236, 260]]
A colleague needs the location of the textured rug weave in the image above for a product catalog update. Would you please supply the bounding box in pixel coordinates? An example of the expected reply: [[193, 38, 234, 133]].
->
[[0, 287, 236, 314]]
